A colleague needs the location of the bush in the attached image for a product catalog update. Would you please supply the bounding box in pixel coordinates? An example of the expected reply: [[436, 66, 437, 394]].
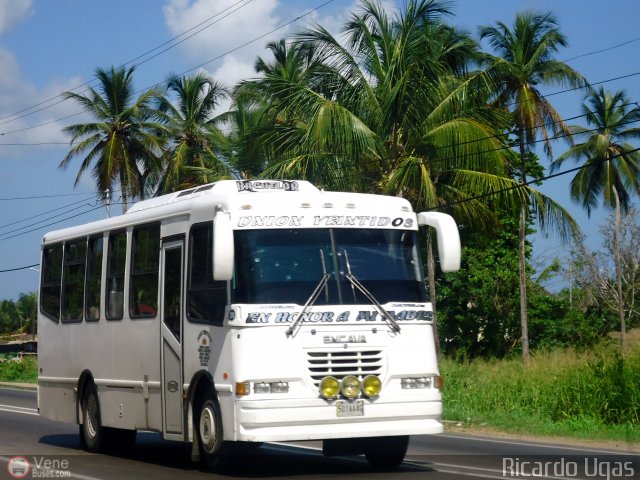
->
[[0, 355, 37, 383], [440, 342, 640, 441]]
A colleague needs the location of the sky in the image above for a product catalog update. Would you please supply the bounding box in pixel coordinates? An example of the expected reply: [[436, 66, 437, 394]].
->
[[0, 0, 639, 300]]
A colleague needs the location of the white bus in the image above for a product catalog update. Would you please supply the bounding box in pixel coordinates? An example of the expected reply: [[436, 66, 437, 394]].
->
[[38, 179, 460, 470]]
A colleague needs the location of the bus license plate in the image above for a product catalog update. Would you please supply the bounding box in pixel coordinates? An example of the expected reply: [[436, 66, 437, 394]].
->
[[336, 400, 364, 417]]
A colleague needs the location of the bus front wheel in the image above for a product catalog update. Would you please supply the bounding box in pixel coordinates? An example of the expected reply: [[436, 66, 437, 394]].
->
[[364, 435, 409, 470], [195, 392, 226, 471]]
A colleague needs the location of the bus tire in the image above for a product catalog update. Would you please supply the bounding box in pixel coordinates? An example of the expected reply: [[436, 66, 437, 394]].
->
[[195, 391, 227, 471], [81, 382, 104, 452], [364, 435, 409, 470]]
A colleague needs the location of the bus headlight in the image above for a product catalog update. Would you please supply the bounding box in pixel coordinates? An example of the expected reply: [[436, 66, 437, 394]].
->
[[253, 381, 290, 394], [401, 376, 435, 389], [361, 375, 382, 397], [319, 376, 340, 399], [340, 375, 360, 399]]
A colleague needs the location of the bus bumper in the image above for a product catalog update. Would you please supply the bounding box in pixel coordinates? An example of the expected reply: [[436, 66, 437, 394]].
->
[[232, 394, 443, 442]]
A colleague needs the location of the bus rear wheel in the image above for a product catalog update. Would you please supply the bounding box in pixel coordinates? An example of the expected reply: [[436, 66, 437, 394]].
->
[[80, 382, 104, 452]]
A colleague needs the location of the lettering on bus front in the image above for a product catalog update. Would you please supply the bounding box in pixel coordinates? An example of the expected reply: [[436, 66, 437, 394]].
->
[[245, 310, 432, 324], [235, 216, 414, 228], [236, 180, 300, 192]]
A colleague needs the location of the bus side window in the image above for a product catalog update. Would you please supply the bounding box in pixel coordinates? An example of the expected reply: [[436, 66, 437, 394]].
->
[[130, 224, 160, 319], [107, 230, 127, 320], [85, 235, 103, 321], [188, 223, 227, 326], [41, 243, 63, 322], [62, 239, 87, 323]]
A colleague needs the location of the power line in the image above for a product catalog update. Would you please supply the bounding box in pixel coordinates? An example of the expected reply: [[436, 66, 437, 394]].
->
[[0, 202, 98, 238], [564, 35, 640, 63], [2, 148, 638, 273], [0, 205, 105, 243], [0, 192, 96, 201], [0, 0, 256, 128], [0, 0, 330, 135], [0, 197, 96, 231], [0, 264, 39, 273], [423, 147, 640, 212]]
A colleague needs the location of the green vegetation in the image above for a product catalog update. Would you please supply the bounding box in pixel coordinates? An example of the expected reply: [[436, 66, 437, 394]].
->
[[0, 293, 37, 336], [1, 0, 637, 442], [441, 340, 640, 443], [0, 355, 37, 383]]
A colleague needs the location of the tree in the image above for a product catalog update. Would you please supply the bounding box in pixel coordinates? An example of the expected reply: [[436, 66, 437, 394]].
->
[[60, 66, 163, 210], [155, 73, 232, 193], [245, 1, 576, 356], [551, 88, 640, 350], [17, 292, 37, 339], [479, 11, 585, 362]]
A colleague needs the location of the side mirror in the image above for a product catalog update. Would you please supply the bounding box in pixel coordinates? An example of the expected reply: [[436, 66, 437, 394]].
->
[[416, 212, 461, 272], [213, 210, 234, 281]]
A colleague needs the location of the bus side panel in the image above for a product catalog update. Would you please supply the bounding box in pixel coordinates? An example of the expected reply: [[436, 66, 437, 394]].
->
[[183, 321, 235, 440], [38, 318, 76, 423], [103, 317, 162, 431]]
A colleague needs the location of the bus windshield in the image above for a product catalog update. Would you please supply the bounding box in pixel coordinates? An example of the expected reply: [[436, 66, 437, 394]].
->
[[233, 228, 427, 305]]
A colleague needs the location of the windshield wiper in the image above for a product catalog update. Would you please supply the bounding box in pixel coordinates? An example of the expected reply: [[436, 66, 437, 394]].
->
[[342, 250, 401, 334], [285, 250, 331, 337]]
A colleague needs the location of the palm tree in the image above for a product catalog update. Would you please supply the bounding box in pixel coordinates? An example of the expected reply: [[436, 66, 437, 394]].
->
[[60, 66, 163, 210], [479, 11, 585, 362], [217, 89, 270, 178], [551, 87, 640, 351], [243, 0, 577, 354], [156, 73, 232, 193]]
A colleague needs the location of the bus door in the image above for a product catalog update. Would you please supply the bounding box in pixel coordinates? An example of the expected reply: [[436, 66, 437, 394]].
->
[[160, 239, 184, 439]]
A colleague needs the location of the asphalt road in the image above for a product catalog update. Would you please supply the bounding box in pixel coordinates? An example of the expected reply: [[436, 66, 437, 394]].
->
[[0, 387, 638, 480]]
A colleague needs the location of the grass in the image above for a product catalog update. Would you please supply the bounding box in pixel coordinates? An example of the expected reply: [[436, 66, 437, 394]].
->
[[440, 341, 640, 444], [0, 355, 38, 383]]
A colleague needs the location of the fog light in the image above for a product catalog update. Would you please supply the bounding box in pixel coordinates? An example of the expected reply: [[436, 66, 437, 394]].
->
[[340, 375, 360, 399], [362, 375, 382, 397], [319, 376, 339, 399]]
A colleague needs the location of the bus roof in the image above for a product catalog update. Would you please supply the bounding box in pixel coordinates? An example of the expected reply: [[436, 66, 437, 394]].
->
[[42, 180, 415, 244]]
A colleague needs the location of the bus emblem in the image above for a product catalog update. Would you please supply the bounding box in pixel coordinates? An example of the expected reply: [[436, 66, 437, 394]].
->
[[167, 381, 179, 393], [197, 331, 212, 367]]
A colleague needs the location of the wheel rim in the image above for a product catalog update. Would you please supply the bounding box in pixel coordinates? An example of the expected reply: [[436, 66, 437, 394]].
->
[[199, 404, 218, 454], [86, 394, 98, 438]]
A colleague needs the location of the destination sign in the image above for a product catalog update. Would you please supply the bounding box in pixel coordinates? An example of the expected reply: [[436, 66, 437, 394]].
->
[[236, 180, 300, 192]]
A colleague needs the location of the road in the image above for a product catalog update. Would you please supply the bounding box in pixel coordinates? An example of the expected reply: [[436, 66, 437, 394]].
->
[[0, 387, 638, 480]]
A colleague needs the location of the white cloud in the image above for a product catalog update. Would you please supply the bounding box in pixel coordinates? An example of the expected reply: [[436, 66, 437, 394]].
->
[[0, 0, 32, 34], [163, 0, 281, 66], [0, 46, 85, 153]]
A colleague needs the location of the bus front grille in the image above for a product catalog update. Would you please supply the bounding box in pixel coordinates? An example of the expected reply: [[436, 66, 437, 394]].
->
[[306, 350, 384, 386]]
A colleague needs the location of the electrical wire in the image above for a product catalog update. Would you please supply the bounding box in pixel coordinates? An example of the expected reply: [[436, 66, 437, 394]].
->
[[0, 0, 257, 128], [0, 264, 39, 273], [0, 197, 97, 231], [0, 0, 331, 135], [2, 147, 638, 272]]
